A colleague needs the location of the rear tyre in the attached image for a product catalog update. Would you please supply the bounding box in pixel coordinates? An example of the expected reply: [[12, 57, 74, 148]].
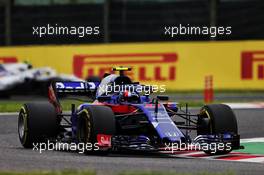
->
[[198, 104, 238, 155], [77, 105, 116, 154], [18, 102, 59, 148]]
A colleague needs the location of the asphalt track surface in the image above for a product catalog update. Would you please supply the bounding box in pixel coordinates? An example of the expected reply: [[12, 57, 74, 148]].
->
[[0, 109, 264, 175]]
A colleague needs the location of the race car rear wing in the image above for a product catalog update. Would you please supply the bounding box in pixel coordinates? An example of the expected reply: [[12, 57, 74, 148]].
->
[[48, 81, 99, 113], [54, 81, 98, 93]]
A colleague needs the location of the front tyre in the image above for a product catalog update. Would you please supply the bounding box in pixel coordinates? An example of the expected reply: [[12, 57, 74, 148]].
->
[[77, 105, 116, 154], [198, 104, 238, 155]]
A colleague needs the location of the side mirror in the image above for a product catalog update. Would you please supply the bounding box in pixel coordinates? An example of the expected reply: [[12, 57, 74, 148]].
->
[[157, 95, 169, 101]]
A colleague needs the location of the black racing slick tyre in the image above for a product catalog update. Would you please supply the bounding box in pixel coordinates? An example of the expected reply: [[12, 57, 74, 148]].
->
[[198, 104, 237, 134], [198, 104, 238, 155], [77, 105, 116, 153], [18, 102, 59, 148]]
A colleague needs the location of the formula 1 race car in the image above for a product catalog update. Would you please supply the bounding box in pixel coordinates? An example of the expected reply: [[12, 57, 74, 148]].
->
[[18, 67, 242, 155]]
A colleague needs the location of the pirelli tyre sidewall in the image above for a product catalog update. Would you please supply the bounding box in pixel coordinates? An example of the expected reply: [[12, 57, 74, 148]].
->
[[18, 106, 30, 147], [18, 102, 59, 148], [77, 105, 116, 153], [198, 104, 238, 155]]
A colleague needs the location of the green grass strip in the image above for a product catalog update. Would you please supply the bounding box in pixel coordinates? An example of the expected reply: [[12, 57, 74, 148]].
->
[[0, 100, 85, 113], [0, 100, 205, 113]]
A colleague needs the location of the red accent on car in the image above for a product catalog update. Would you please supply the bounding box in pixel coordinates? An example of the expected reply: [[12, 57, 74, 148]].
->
[[48, 84, 62, 113], [144, 104, 160, 108], [97, 134, 112, 147], [124, 91, 129, 97], [108, 105, 137, 114]]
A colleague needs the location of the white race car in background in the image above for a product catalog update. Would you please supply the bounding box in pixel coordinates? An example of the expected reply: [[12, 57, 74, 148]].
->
[[0, 62, 83, 97]]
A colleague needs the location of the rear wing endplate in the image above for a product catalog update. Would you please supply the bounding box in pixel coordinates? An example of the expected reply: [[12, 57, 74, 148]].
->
[[48, 81, 99, 113]]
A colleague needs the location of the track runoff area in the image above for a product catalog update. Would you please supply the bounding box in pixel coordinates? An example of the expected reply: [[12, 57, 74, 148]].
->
[[169, 78, 264, 163], [160, 102, 264, 163], [160, 137, 264, 163]]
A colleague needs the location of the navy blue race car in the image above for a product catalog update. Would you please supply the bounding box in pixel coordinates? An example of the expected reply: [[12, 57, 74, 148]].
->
[[18, 67, 242, 155]]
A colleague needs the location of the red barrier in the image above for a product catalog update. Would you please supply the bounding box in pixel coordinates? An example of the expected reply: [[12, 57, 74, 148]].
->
[[204, 75, 214, 103]]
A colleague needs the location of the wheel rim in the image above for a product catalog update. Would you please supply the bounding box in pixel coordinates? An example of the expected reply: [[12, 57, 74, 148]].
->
[[200, 108, 213, 133], [78, 110, 91, 143], [18, 113, 25, 140]]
